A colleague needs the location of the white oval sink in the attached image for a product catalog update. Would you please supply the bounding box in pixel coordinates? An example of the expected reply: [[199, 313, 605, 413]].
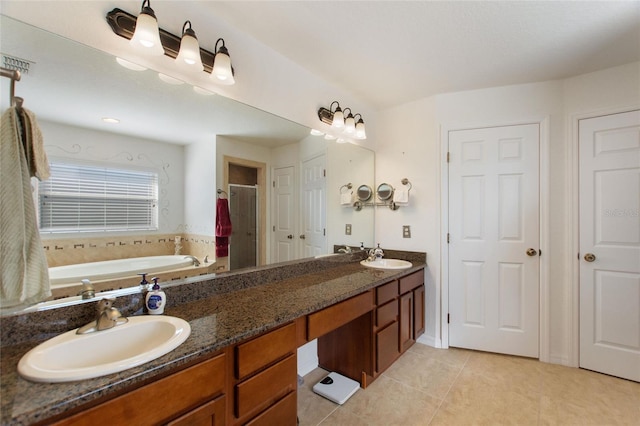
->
[[18, 315, 191, 383], [360, 259, 413, 270]]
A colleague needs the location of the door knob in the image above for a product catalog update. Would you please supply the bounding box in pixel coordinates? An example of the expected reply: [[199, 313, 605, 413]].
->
[[299, 235, 306, 239], [287, 234, 293, 239], [526, 248, 538, 257], [584, 253, 596, 262]]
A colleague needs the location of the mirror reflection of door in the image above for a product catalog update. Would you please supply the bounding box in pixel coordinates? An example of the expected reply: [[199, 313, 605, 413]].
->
[[229, 184, 258, 270], [301, 154, 327, 258], [273, 166, 297, 263]]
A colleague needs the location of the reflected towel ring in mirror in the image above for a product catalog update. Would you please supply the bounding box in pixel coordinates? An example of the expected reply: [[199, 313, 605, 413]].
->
[[376, 183, 394, 201], [356, 185, 372, 202]]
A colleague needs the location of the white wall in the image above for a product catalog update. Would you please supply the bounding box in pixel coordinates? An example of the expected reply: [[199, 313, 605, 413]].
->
[[38, 120, 185, 237], [184, 140, 216, 236], [375, 62, 640, 364]]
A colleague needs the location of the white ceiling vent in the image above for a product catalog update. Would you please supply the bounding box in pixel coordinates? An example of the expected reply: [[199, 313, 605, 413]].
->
[[1, 54, 34, 76]]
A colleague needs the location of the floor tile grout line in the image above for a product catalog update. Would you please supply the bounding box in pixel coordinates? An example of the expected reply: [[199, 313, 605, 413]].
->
[[314, 404, 341, 426], [426, 352, 473, 425]]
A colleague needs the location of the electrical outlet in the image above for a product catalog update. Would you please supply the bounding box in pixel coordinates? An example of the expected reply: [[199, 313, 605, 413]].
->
[[403, 225, 411, 238], [345, 224, 352, 235]]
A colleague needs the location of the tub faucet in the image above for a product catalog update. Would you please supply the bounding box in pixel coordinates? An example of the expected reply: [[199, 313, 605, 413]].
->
[[76, 298, 128, 335], [184, 255, 200, 266], [77, 279, 95, 300]]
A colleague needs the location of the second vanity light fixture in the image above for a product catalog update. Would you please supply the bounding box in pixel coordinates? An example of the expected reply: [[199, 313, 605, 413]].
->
[[107, 0, 235, 85], [317, 101, 367, 140]]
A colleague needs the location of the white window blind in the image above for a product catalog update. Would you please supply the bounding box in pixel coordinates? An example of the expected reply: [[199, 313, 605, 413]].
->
[[39, 162, 158, 233]]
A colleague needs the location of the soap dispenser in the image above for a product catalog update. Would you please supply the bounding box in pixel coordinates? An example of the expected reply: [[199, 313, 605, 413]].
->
[[138, 273, 150, 313], [145, 277, 167, 315]]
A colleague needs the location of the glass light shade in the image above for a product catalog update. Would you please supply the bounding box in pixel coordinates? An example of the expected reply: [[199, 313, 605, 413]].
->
[[176, 32, 204, 70], [211, 52, 235, 85], [344, 114, 356, 134], [332, 108, 344, 128], [130, 12, 164, 56], [356, 119, 367, 139]]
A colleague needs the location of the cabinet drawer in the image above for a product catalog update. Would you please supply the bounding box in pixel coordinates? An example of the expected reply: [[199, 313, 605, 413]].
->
[[376, 280, 398, 305], [399, 270, 423, 294], [52, 353, 226, 426], [376, 300, 398, 328], [245, 391, 297, 426], [307, 291, 374, 340], [376, 322, 399, 373], [236, 323, 296, 380], [235, 354, 297, 419], [166, 394, 225, 426]]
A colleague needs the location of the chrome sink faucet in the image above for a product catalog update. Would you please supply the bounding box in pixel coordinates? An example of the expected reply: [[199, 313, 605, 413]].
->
[[77, 298, 128, 335], [367, 243, 384, 261]]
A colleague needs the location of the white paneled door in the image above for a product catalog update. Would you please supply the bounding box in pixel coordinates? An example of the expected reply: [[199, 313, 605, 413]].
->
[[449, 124, 540, 358], [301, 154, 326, 258], [579, 110, 640, 382], [273, 166, 296, 263]]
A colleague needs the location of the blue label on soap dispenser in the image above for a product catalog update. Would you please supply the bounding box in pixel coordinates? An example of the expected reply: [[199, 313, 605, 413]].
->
[[147, 294, 163, 310]]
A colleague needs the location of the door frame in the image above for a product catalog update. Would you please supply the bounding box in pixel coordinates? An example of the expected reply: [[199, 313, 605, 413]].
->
[[223, 155, 267, 266], [440, 117, 551, 362], [568, 105, 640, 368]]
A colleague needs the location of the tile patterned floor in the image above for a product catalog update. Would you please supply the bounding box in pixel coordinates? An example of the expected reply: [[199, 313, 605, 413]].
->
[[297, 344, 640, 425]]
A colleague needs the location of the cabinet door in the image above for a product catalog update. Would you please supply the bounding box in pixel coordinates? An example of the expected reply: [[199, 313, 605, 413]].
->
[[166, 395, 225, 426], [413, 285, 425, 339], [376, 321, 399, 373], [399, 291, 414, 352]]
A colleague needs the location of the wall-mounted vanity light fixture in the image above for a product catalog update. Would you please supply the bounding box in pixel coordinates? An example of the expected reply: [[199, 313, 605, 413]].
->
[[176, 21, 203, 71], [107, 1, 235, 85], [317, 101, 367, 140]]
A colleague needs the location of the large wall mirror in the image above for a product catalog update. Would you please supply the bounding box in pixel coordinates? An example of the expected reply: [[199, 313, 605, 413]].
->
[[0, 15, 374, 312]]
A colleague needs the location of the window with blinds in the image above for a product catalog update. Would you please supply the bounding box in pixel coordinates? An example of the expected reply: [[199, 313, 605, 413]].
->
[[38, 162, 158, 233]]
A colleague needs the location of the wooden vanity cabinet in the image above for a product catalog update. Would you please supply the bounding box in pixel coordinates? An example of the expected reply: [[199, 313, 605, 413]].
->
[[50, 352, 227, 426], [231, 322, 297, 426], [374, 281, 400, 374], [318, 268, 425, 388], [399, 270, 425, 351]]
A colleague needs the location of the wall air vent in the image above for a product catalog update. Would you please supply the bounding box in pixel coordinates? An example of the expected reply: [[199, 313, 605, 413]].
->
[[1, 54, 34, 75]]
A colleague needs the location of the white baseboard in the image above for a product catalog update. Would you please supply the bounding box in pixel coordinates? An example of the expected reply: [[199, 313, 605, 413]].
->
[[548, 353, 572, 367], [417, 334, 438, 348]]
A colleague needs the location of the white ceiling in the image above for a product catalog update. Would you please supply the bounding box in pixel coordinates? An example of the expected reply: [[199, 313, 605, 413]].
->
[[208, 0, 640, 109]]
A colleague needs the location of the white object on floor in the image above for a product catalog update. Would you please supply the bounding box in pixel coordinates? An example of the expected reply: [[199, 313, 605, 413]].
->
[[312, 372, 360, 405]]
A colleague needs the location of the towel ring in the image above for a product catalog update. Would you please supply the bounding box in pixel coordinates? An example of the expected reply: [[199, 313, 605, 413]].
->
[[217, 189, 228, 198], [340, 183, 353, 194], [401, 178, 412, 191]]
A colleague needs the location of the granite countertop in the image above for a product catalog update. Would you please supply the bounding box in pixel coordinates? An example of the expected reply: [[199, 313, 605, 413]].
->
[[1, 255, 425, 425]]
